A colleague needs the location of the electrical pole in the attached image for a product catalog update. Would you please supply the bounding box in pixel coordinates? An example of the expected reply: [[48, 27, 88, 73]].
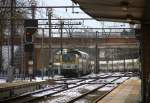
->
[[107, 60, 109, 72], [48, 9, 53, 78], [95, 31, 99, 74], [10, 0, 15, 68], [124, 57, 126, 72], [29, 0, 36, 79], [7, 0, 16, 82], [112, 55, 114, 72], [112, 56, 114, 72], [132, 57, 134, 72], [31, 0, 36, 19], [59, 21, 64, 75], [41, 28, 44, 80]]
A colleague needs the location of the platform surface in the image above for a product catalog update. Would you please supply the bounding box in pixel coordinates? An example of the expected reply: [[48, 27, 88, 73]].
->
[[0, 80, 47, 91], [98, 77, 141, 103]]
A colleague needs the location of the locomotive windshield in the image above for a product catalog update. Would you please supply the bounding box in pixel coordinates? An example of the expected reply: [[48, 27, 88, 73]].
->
[[62, 53, 75, 63]]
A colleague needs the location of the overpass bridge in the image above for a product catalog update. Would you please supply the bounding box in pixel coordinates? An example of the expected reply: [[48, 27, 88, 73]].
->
[[1, 36, 139, 48], [0, 35, 139, 71]]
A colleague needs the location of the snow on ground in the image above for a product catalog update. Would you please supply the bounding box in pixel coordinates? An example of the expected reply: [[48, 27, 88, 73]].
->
[[111, 72, 124, 76], [46, 94, 80, 103], [40, 84, 102, 103], [113, 77, 129, 84], [82, 72, 113, 78], [34, 77, 48, 82], [34, 75, 64, 82], [66, 79, 81, 83], [90, 77, 117, 84], [81, 72, 96, 78], [0, 79, 6, 83], [98, 84, 117, 91], [55, 80, 65, 83], [32, 90, 57, 97], [68, 84, 77, 88], [81, 84, 103, 91], [105, 77, 118, 82], [98, 73, 113, 78], [98, 86, 113, 91], [74, 99, 89, 103], [55, 79, 82, 84], [98, 77, 130, 91], [76, 79, 94, 84], [53, 75, 64, 79], [130, 77, 140, 80], [32, 85, 65, 97]]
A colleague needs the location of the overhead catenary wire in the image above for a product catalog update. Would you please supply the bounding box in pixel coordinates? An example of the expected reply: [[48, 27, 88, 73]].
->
[[0, 6, 80, 8]]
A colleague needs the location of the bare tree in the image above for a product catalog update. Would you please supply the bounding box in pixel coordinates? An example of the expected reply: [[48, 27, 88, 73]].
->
[[0, 0, 30, 72]]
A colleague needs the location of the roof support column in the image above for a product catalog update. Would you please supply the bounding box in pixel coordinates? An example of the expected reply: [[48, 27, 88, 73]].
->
[[141, 0, 150, 102], [141, 24, 150, 103]]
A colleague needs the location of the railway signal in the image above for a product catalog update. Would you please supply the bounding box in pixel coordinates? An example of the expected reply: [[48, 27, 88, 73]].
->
[[24, 43, 34, 52], [24, 19, 38, 43], [24, 19, 38, 52], [25, 29, 33, 42]]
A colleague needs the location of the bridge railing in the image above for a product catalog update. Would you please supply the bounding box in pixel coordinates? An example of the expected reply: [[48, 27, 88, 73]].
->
[[35, 28, 136, 38], [1, 28, 136, 39]]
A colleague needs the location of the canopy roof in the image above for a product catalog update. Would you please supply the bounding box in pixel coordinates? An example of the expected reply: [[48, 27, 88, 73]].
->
[[72, 0, 145, 23]]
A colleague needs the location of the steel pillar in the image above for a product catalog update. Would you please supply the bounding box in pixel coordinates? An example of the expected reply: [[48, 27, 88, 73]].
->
[[59, 21, 64, 75], [124, 58, 126, 72], [141, 24, 150, 103], [141, 0, 150, 102], [95, 31, 99, 73], [7, 0, 16, 82]]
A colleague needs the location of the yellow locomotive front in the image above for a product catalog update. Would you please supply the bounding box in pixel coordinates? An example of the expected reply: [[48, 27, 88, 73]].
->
[[53, 49, 91, 77], [61, 52, 80, 77]]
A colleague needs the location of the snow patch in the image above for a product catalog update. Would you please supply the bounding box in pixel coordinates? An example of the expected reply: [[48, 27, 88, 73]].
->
[[0, 79, 6, 83]]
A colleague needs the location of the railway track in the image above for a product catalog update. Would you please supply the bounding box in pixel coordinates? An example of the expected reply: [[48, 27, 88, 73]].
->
[[0, 84, 65, 103], [34, 76, 128, 103], [0, 78, 98, 103], [1, 74, 130, 103], [66, 77, 122, 103]]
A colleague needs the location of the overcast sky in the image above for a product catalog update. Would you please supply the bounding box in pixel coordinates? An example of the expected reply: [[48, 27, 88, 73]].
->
[[36, 0, 129, 29]]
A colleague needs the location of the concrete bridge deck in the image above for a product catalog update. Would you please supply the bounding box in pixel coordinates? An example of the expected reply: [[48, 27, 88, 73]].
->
[[0, 36, 139, 48]]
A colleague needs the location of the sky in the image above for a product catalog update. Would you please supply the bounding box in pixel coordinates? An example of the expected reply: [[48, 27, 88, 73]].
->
[[36, 0, 129, 29]]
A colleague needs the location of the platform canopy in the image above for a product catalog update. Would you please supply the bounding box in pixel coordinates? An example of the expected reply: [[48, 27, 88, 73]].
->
[[72, 0, 145, 23]]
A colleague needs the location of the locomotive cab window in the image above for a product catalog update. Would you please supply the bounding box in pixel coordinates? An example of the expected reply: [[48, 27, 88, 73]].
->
[[62, 53, 76, 62]]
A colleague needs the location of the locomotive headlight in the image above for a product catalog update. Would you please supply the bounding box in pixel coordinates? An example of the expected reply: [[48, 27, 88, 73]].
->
[[54, 62, 61, 66], [79, 59, 82, 62], [91, 61, 95, 65]]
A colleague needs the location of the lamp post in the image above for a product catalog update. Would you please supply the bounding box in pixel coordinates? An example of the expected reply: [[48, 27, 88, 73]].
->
[[95, 31, 99, 73], [47, 8, 53, 74], [59, 20, 64, 75], [41, 28, 44, 80]]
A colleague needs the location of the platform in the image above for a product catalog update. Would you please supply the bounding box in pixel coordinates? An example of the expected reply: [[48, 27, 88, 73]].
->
[[0, 80, 49, 100], [0, 80, 48, 91], [98, 77, 141, 103]]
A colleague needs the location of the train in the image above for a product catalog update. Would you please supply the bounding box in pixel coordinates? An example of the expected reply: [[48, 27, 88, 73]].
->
[[53, 49, 92, 77]]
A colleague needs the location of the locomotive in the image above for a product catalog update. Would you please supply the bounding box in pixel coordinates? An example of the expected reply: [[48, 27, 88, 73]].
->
[[53, 49, 92, 77]]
